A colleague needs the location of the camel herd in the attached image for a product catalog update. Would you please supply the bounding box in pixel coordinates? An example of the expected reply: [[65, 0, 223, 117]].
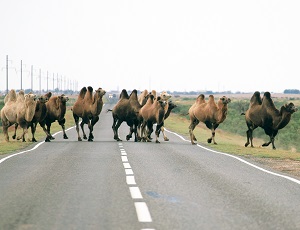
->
[[0, 88, 298, 150]]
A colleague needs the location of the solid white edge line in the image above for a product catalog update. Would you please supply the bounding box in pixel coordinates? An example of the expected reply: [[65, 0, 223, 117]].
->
[[164, 128, 300, 185], [134, 202, 152, 222], [0, 126, 75, 165]]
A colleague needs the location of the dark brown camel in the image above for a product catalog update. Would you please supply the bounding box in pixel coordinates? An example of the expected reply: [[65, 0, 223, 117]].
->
[[188, 94, 231, 145], [243, 91, 298, 149], [72, 86, 106, 141], [39, 94, 69, 142], [111, 89, 142, 142]]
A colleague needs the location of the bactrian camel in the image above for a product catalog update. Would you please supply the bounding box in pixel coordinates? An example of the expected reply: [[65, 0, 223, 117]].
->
[[72, 86, 106, 141], [243, 91, 297, 149], [188, 94, 231, 145]]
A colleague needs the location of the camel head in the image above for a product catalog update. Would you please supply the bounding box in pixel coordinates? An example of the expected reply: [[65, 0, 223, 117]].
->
[[160, 91, 172, 101], [58, 94, 69, 104], [95, 87, 106, 97], [284, 103, 298, 114], [219, 96, 231, 105], [38, 94, 49, 103], [24, 93, 37, 106]]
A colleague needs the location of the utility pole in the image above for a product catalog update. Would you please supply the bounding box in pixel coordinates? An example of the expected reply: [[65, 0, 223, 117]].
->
[[39, 69, 41, 95], [6, 55, 8, 94], [31, 65, 33, 92], [46, 71, 48, 92], [20, 60, 23, 90]]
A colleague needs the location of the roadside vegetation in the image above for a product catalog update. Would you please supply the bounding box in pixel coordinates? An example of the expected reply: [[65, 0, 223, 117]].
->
[[167, 94, 300, 160]]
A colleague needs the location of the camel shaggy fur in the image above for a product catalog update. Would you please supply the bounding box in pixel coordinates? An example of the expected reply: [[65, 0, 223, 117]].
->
[[72, 86, 106, 141], [111, 89, 142, 142], [1, 90, 37, 142], [243, 91, 298, 149], [188, 94, 231, 145], [39, 94, 69, 142]]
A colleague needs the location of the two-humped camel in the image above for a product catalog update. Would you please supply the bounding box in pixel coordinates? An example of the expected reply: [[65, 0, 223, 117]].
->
[[188, 94, 231, 145], [1, 89, 37, 142], [111, 89, 142, 142], [243, 91, 297, 149], [39, 94, 69, 142], [12, 92, 52, 142], [139, 94, 167, 143], [72, 86, 106, 141]]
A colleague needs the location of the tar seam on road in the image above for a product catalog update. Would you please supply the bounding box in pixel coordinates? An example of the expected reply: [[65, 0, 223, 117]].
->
[[118, 142, 155, 230]]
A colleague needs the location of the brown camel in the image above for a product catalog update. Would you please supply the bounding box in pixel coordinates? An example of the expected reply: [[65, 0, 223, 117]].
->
[[111, 89, 142, 142], [1, 90, 37, 142], [139, 94, 167, 143], [188, 94, 231, 145], [243, 91, 298, 149], [72, 86, 106, 141], [39, 94, 69, 142]]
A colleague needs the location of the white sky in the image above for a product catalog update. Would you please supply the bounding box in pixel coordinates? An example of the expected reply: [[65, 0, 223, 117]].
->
[[1, 0, 300, 93]]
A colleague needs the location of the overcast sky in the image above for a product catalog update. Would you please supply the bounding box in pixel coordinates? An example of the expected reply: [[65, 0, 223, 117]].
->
[[1, 0, 300, 93]]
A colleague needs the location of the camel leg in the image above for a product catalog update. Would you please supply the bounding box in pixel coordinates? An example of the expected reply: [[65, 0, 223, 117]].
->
[[189, 118, 199, 145], [30, 123, 38, 142], [73, 113, 82, 141], [80, 121, 87, 139], [113, 118, 123, 141], [12, 123, 18, 139], [2, 121, 11, 142], [58, 118, 68, 139], [161, 126, 169, 141], [207, 123, 219, 144], [38, 122, 52, 142], [245, 124, 256, 147], [88, 116, 99, 141], [155, 124, 162, 143]]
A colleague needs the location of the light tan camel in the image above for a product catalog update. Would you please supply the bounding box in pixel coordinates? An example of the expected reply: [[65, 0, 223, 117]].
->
[[188, 94, 231, 145], [1, 90, 37, 142]]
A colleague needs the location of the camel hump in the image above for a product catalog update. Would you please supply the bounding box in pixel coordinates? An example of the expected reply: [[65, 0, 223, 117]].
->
[[129, 89, 138, 100], [4, 89, 17, 103], [119, 89, 129, 99], [262, 91, 276, 109], [196, 94, 205, 104], [87, 86, 93, 93], [207, 95, 215, 104], [79, 87, 87, 99], [250, 91, 262, 106]]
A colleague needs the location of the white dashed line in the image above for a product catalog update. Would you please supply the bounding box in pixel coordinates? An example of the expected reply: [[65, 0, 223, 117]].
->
[[119, 144, 154, 229], [129, 187, 143, 199], [125, 169, 134, 175], [123, 162, 131, 169], [134, 202, 153, 222], [126, 175, 136, 185], [121, 156, 128, 162]]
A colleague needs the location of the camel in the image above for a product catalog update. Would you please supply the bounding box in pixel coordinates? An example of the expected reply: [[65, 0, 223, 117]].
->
[[188, 94, 231, 145], [12, 92, 52, 142], [39, 94, 69, 142], [72, 86, 106, 141], [139, 94, 167, 143], [1, 90, 37, 142], [243, 91, 298, 149], [138, 89, 149, 105], [157, 100, 177, 141], [111, 89, 142, 142]]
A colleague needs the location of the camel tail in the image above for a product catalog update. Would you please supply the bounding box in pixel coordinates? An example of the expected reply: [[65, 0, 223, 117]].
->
[[106, 109, 113, 113], [241, 112, 245, 115]]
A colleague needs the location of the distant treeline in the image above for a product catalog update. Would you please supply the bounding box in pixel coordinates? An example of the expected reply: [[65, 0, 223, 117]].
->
[[283, 89, 300, 94]]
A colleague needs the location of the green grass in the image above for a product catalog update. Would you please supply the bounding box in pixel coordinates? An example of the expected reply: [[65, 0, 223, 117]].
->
[[165, 113, 300, 161], [0, 110, 75, 155]]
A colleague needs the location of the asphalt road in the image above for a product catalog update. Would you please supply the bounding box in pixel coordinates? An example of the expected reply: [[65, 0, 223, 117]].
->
[[1, 103, 300, 230]]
